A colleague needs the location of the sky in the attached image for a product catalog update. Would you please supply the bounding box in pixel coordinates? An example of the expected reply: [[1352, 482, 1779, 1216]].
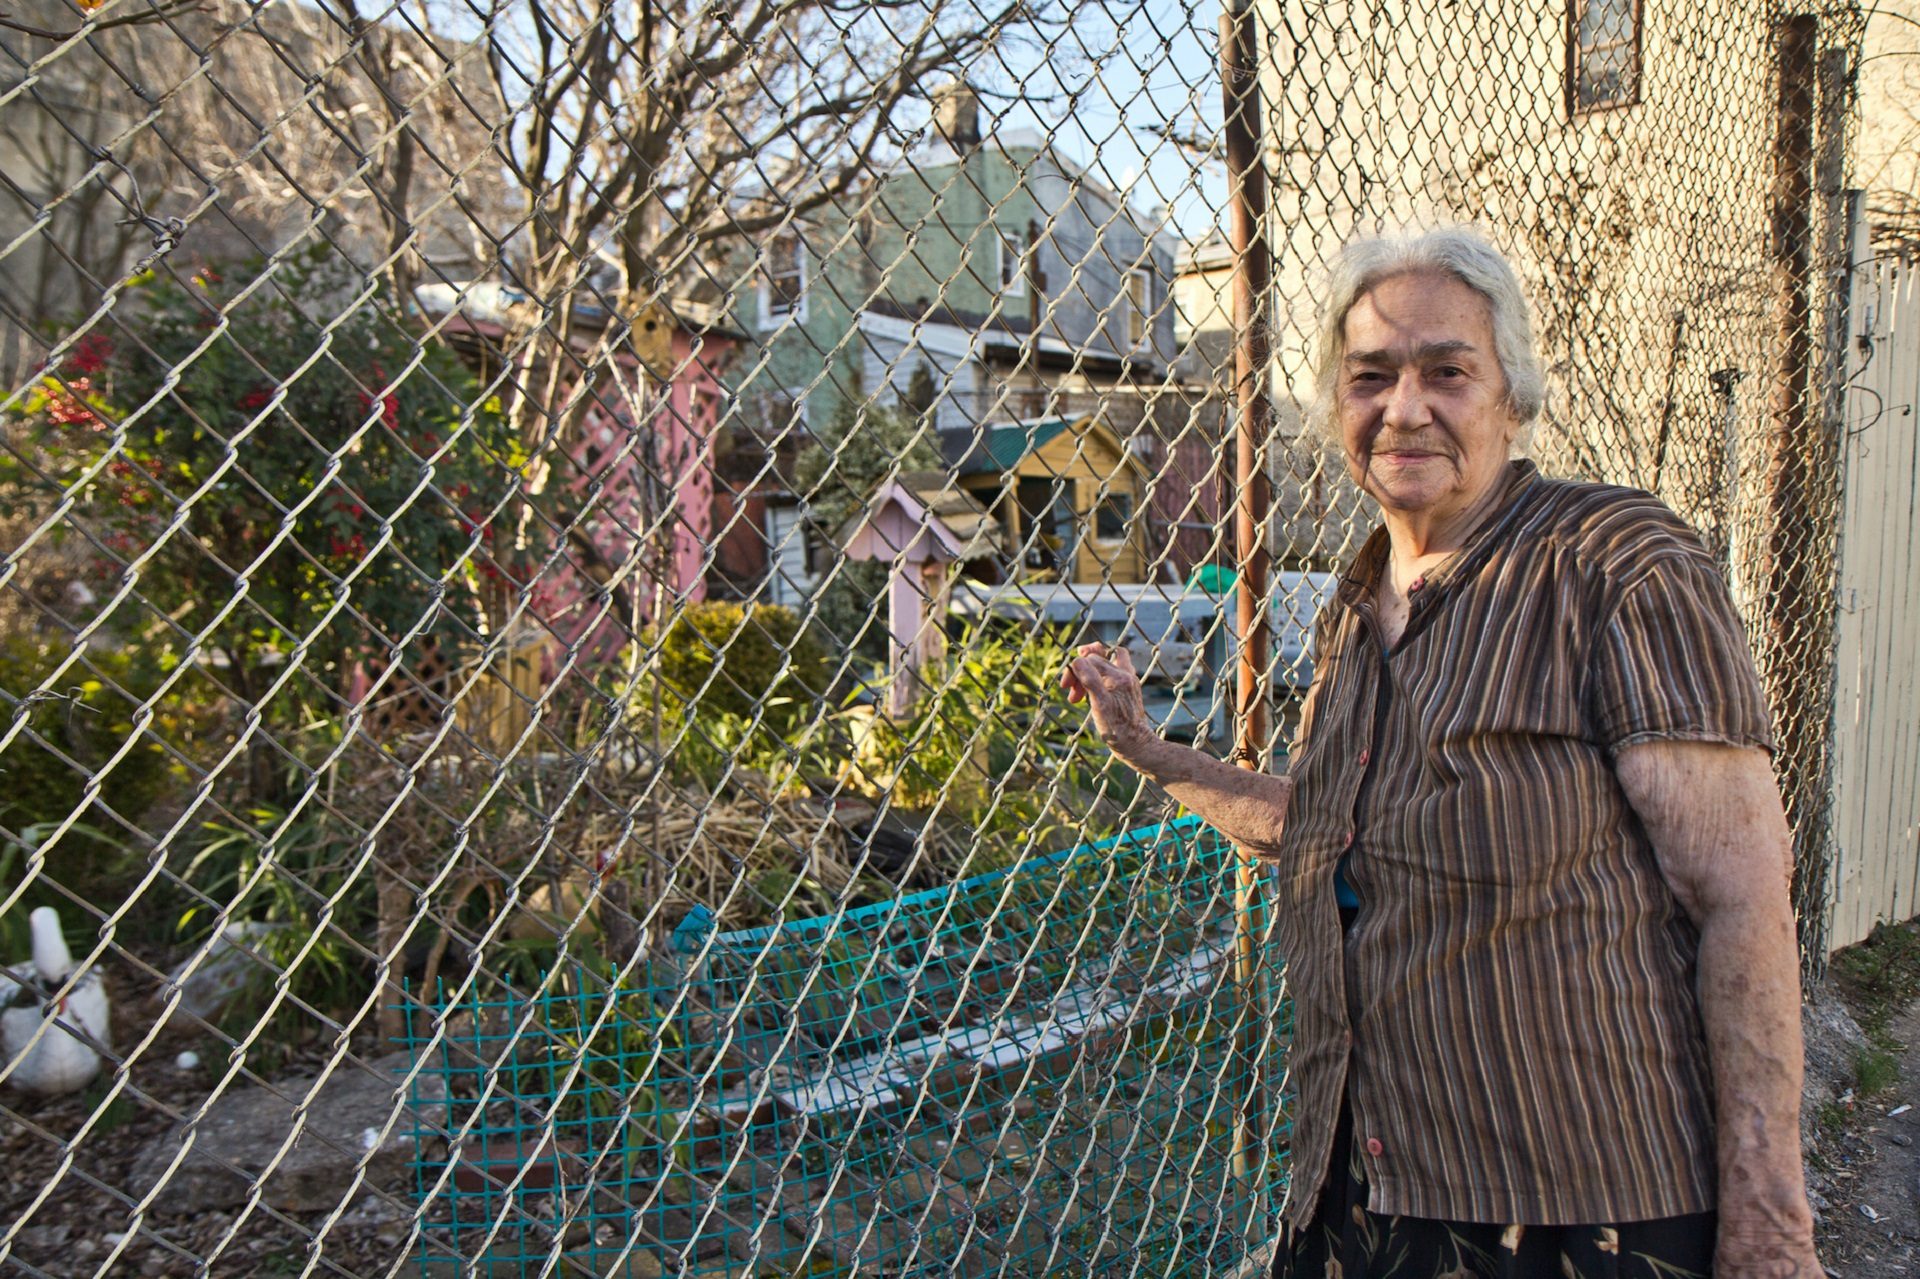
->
[[407, 0, 1232, 246], [975, 0, 1231, 243]]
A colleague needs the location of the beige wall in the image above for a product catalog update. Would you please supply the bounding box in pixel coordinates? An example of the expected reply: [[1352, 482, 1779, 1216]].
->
[[1248, 0, 1849, 577], [1173, 234, 1235, 352], [1858, 0, 1920, 251]]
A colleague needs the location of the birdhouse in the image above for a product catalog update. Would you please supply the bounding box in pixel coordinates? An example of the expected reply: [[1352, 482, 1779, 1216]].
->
[[627, 301, 677, 379], [842, 472, 1002, 715]]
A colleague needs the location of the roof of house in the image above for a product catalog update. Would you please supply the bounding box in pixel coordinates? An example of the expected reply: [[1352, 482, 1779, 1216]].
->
[[940, 414, 1153, 480], [840, 471, 1003, 561], [1176, 229, 1235, 273], [882, 130, 1178, 254], [896, 471, 1001, 548], [941, 417, 1073, 476], [856, 309, 1152, 380]]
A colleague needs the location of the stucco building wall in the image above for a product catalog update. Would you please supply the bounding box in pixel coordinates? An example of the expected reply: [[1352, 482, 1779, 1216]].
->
[[1250, 0, 1847, 570]]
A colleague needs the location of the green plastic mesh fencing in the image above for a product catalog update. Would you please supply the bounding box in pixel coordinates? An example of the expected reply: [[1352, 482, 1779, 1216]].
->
[[402, 816, 1284, 1277]]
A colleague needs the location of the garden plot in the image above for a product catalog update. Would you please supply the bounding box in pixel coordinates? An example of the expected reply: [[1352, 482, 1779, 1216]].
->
[[404, 818, 1281, 1277]]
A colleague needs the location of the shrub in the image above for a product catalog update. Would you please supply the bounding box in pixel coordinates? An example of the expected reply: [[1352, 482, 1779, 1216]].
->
[[849, 621, 1124, 859], [0, 634, 192, 841], [0, 244, 523, 725], [0, 631, 212, 952], [646, 601, 828, 725], [180, 800, 373, 1056]]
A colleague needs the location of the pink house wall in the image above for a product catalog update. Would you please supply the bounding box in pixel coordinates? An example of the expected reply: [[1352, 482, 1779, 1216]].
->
[[530, 329, 733, 662]]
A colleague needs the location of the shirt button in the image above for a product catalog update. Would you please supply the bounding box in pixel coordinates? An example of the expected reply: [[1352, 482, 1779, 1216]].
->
[[1365, 1137, 1385, 1157]]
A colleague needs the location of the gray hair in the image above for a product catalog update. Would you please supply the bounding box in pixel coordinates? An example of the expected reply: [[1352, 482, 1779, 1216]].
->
[[1308, 225, 1546, 450]]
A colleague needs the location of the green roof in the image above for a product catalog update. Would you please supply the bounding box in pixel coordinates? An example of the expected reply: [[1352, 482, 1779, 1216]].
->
[[951, 417, 1073, 476]]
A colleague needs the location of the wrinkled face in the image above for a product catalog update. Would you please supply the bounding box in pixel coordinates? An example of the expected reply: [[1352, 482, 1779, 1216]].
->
[[1336, 270, 1521, 524]]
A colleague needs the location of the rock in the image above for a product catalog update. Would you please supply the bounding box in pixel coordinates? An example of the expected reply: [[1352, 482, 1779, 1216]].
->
[[604, 1252, 666, 1278], [844, 811, 920, 878], [128, 1049, 447, 1214], [167, 922, 288, 1021], [16, 1224, 69, 1251]]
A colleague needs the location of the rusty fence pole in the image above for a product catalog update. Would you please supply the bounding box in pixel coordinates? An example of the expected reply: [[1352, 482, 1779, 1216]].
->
[[1221, 0, 1273, 1193], [1762, 13, 1835, 963]]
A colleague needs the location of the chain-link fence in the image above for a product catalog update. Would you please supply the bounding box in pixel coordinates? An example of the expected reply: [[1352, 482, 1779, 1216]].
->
[[0, 0, 1870, 1272]]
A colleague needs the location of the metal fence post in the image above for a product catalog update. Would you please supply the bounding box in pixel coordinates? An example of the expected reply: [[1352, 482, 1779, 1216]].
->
[[1221, 0, 1274, 1191]]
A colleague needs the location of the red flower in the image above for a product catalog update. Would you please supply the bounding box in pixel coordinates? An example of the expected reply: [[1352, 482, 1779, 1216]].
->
[[356, 389, 400, 430], [67, 334, 113, 376], [239, 387, 272, 412], [356, 362, 401, 432], [44, 378, 96, 427]]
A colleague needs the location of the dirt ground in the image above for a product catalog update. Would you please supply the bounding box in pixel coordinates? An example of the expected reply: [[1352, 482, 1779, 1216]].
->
[[1812, 999, 1920, 1274], [6, 940, 1920, 1277], [1812, 995, 1920, 1276], [0, 971, 413, 1278]]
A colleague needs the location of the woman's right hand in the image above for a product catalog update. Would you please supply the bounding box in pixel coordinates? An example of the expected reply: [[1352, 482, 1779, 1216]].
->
[[1060, 642, 1155, 761]]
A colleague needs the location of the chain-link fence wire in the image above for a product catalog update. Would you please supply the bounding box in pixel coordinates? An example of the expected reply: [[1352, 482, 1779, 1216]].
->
[[0, 0, 1865, 1272]]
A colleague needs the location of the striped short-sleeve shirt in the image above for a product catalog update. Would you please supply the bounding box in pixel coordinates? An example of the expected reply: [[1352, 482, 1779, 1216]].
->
[[1273, 459, 1774, 1229]]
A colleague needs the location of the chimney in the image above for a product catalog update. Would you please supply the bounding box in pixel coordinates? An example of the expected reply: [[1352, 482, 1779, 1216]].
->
[[933, 80, 982, 150]]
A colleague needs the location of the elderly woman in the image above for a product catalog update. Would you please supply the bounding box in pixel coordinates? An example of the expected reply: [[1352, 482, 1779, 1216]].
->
[[1063, 227, 1820, 1278]]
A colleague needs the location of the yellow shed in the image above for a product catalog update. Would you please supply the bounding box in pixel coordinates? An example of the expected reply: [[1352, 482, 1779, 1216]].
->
[[943, 414, 1155, 585]]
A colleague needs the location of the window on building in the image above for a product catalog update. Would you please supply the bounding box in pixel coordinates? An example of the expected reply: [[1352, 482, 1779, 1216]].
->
[[998, 231, 1029, 298], [764, 503, 815, 607], [1569, 0, 1642, 113], [1095, 493, 1133, 542], [760, 233, 807, 327], [1017, 478, 1077, 576], [1127, 269, 1151, 346]]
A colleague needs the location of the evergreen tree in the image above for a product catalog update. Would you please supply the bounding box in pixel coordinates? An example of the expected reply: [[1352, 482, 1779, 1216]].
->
[[792, 395, 944, 658]]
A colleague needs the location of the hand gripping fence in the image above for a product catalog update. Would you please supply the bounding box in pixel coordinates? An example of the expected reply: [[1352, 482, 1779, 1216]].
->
[[0, 0, 1879, 1272]]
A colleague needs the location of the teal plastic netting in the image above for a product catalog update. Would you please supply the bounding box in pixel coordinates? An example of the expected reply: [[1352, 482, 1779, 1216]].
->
[[403, 816, 1288, 1276]]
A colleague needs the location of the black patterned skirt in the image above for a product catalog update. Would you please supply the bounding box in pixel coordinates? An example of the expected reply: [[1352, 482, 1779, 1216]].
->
[[1271, 1095, 1717, 1279]]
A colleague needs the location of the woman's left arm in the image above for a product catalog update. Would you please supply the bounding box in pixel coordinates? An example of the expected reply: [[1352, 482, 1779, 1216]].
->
[[1615, 739, 1822, 1279]]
